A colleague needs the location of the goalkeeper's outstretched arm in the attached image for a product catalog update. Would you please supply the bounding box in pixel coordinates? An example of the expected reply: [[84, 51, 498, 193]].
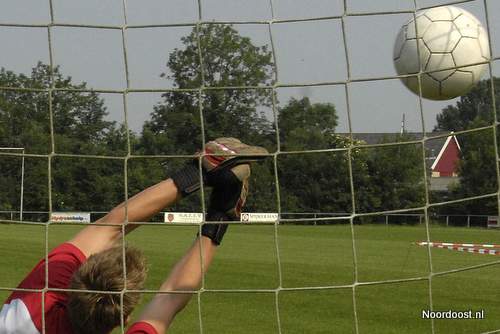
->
[[69, 178, 181, 258], [132, 155, 251, 333], [133, 233, 218, 334], [68, 137, 265, 259]]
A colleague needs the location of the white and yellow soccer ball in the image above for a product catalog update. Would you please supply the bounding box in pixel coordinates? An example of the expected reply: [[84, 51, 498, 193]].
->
[[393, 5, 490, 100]]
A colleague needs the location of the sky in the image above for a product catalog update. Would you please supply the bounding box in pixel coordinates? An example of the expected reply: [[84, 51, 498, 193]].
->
[[0, 0, 498, 135]]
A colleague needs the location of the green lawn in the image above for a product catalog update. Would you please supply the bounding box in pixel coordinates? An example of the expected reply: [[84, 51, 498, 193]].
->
[[1, 223, 500, 333]]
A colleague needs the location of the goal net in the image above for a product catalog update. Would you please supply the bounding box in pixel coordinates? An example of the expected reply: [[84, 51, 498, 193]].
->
[[0, 0, 499, 333]]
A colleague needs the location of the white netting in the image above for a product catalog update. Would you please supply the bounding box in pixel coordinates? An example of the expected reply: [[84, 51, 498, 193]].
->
[[0, 0, 499, 333]]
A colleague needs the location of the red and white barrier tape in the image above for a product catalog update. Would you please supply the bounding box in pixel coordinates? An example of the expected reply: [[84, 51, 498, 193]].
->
[[416, 241, 500, 255], [416, 241, 500, 249]]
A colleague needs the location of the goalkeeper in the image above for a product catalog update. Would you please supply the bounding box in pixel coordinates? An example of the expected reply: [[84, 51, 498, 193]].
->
[[0, 138, 268, 334]]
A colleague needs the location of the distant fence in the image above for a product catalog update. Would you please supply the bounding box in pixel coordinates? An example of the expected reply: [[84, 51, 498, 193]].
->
[[0, 210, 497, 229], [279, 212, 497, 228], [380, 213, 496, 228]]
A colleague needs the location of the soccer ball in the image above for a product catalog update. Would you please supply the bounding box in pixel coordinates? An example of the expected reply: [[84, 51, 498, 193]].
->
[[393, 6, 490, 100]]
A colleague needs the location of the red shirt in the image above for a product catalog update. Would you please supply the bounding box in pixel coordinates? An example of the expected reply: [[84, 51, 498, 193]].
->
[[0, 243, 157, 334]]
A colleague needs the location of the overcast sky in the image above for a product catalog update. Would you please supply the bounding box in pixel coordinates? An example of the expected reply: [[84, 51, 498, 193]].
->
[[0, 0, 498, 135]]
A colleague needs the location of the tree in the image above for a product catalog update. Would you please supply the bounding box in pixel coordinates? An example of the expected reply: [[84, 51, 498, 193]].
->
[[361, 134, 426, 212], [276, 98, 373, 214], [141, 24, 275, 156], [0, 63, 123, 155], [434, 77, 500, 132], [433, 77, 499, 214], [279, 97, 337, 150], [455, 123, 496, 211], [0, 63, 126, 213], [443, 118, 498, 215], [138, 24, 276, 212]]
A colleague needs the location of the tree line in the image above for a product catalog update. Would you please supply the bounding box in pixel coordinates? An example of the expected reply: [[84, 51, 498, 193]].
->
[[0, 25, 497, 219]]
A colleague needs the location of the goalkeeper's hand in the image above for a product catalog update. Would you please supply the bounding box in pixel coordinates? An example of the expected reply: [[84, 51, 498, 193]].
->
[[172, 137, 267, 197], [202, 137, 267, 177], [201, 163, 250, 245], [208, 163, 249, 219]]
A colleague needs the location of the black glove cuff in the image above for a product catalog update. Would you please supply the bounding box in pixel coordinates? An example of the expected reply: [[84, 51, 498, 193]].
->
[[171, 163, 201, 197], [200, 211, 230, 246]]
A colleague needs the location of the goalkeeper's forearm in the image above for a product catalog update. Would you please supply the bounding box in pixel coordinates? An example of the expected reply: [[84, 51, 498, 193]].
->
[[135, 235, 218, 333], [69, 179, 180, 258]]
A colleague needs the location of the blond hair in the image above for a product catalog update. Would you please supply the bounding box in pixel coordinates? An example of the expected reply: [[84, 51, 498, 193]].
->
[[67, 246, 147, 334]]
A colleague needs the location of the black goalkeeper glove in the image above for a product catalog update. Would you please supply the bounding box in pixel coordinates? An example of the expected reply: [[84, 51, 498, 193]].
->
[[200, 163, 251, 245], [207, 164, 249, 219]]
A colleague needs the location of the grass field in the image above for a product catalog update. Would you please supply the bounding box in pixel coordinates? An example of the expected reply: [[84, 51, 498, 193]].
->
[[1, 222, 500, 333]]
